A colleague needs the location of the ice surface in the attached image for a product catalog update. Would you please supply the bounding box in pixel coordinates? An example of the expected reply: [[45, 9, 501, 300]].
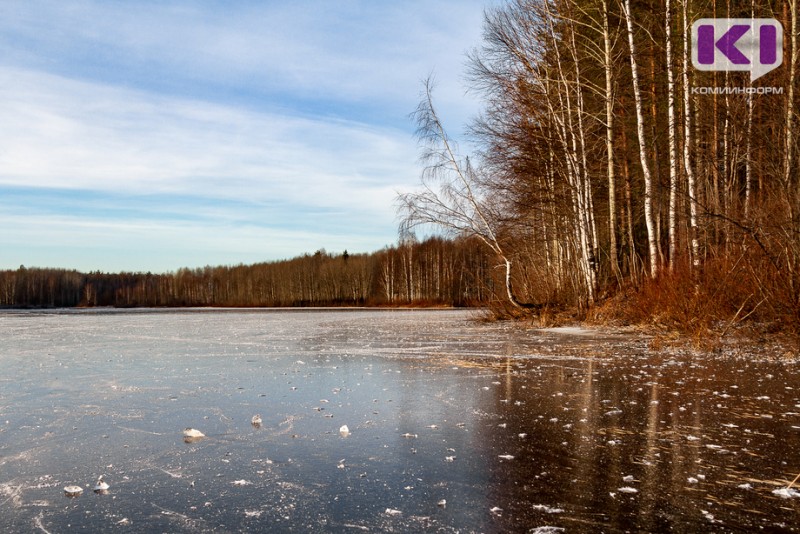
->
[[0, 309, 798, 532]]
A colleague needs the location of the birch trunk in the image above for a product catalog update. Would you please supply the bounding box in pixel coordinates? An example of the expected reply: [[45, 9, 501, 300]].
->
[[567, 4, 597, 303], [623, 0, 659, 278], [666, 0, 679, 269], [785, 0, 798, 222], [544, 2, 595, 305], [603, 0, 620, 281], [682, 0, 700, 267]]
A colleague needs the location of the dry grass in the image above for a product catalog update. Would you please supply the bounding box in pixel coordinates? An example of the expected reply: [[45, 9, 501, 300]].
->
[[588, 253, 800, 346]]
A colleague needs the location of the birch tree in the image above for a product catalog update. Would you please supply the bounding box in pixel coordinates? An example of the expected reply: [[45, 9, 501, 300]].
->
[[622, 0, 659, 277], [785, 0, 798, 222], [399, 78, 536, 310], [682, 0, 700, 267], [666, 0, 680, 269], [602, 0, 620, 281]]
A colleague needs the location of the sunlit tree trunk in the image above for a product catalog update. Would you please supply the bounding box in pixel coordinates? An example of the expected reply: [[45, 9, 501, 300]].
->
[[682, 0, 699, 267], [666, 0, 679, 269], [785, 0, 798, 222], [623, 0, 659, 277], [566, 1, 597, 303], [603, 0, 620, 282], [546, 1, 595, 305]]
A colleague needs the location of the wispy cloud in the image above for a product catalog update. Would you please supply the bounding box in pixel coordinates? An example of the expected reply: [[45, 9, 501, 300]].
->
[[0, 0, 494, 272], [0, 66, 416, 201]]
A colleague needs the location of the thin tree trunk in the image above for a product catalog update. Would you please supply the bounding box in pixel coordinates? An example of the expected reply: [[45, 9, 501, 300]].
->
[[666, 0, 679, 269], [785, 0, 798, 223], [619, 97, 638, 281], [623, 0, 659, 278], [650, 51, 665, 267], [604, 0, 620, 282], [682, 0, 700, 267], [567, 5, 597, 304], [544, 1, 595, 305]]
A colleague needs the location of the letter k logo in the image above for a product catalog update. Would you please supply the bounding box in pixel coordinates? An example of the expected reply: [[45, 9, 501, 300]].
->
[[692, 18, 783, 81], [697, 24, 750, 64]]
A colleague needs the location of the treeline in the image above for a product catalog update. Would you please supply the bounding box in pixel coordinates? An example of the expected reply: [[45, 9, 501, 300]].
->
[[401, 0, 800, 332], [0, 237, 495, 308]]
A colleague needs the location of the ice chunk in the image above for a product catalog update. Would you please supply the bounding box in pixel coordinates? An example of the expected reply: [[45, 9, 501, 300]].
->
[[63, 485, 83, 497], [93, 476, 109, 493], [532, 504, 564, 514], [772, 487, 800, 498]]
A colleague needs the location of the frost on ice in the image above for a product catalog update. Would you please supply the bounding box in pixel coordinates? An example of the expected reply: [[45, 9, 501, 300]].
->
[[772, 487, 800, 499]]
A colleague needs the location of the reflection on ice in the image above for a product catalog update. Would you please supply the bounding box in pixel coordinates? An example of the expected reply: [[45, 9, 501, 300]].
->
[[0, 309, 798, 532]]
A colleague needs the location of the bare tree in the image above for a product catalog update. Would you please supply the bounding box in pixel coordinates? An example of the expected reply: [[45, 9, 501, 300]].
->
[[602, 0, 621, 281], [622, 0, 659, 277], [682, 0, 700, 267], [666, 0, 680, 269], [785, 0, 798, 222], [399, 78, 535, 310]]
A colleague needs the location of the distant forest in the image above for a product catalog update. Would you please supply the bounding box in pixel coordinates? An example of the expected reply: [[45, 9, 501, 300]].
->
[[7, 0, 800, 335], [0, 237, 495, 308]]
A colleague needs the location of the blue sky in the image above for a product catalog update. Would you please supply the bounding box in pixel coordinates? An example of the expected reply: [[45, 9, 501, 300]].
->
[[0, 0, 494, 273]]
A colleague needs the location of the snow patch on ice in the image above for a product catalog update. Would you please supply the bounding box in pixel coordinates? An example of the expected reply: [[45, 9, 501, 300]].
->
[[532, 504, 564, 514], [772, 487, 800, 498]]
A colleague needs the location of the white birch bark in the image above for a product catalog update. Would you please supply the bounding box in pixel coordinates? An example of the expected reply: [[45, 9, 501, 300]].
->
[[400, 79, 534, 310], [623, 0, 659, 277], [603, 0, 620, 280], [666, 0, 679, 269], [542, 2, 595, 305], [785, 0, 798, 220], [682, 0, 700, 267], [566, 3, 597, 303]]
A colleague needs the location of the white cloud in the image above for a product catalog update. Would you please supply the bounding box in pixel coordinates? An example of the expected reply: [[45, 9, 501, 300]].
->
[[0, 0, 489, 124], [0, 0, 497, 271], [0, 65, 415, 271], [0, 66, 417, 211]]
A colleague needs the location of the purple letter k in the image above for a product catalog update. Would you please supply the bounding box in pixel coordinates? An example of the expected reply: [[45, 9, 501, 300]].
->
[[698, 24, 751, 65]]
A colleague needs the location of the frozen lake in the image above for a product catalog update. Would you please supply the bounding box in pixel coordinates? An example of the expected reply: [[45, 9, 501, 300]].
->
[[1, 309, 799, 532]]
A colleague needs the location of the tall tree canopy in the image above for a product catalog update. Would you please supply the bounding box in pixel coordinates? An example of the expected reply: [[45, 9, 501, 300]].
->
[[403, 0, 800, 330]]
